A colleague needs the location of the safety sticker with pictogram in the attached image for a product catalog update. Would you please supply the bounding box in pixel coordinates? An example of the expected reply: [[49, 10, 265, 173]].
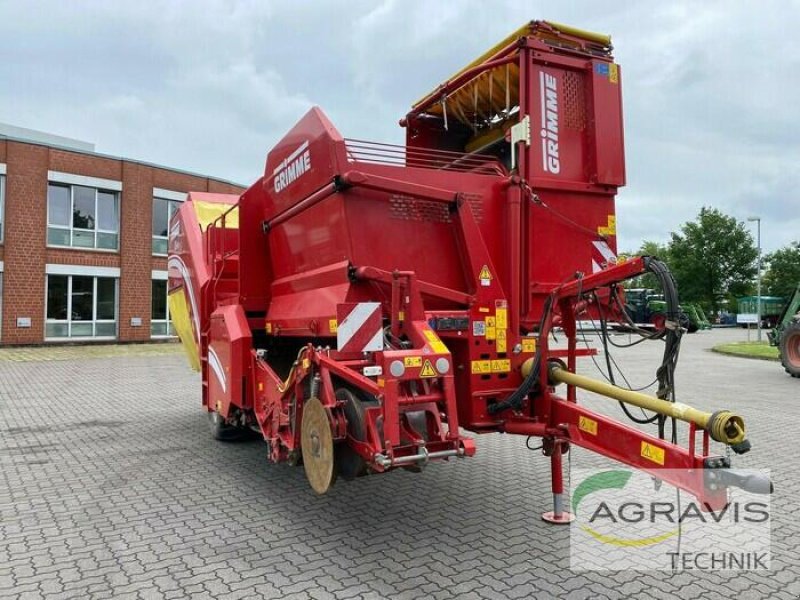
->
[[479, 265, 493, 287], [420, 360, 436, 378]]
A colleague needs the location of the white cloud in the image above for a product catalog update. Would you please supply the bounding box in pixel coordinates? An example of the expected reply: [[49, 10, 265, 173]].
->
[[0, 0, 797, 250]]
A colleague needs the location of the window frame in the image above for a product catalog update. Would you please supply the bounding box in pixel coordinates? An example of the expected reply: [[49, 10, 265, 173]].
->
[[152, 195, 183, 256], [151, 276, 176, 338], [44, 274, 119, 341], [47, 182, 120, 252]]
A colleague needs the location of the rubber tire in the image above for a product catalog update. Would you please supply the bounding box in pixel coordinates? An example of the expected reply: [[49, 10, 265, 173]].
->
[[336, 388, 378, 480], [779, 321, 800, 378], [208, 410, 247, 441]]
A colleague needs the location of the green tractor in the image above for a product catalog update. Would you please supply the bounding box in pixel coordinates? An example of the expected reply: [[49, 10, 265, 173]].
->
[[681, 303, 712, 331], [624, 288, 701, 333], [768, 283, 800, 378]]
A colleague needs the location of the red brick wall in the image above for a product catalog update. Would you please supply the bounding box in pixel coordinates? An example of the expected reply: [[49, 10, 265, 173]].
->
[[0, 141, 4, 265], [0, 140, 244, 345], [2, 142, 49, 343]]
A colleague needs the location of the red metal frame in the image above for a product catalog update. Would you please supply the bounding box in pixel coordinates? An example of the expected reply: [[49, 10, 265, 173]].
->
[[168, 22, 752, 510]]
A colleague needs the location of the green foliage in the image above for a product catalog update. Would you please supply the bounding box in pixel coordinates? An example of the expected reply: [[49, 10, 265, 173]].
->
[[622, 240, 670, 290], [667, 207, 757, 312], [763, 241, 800, 298]]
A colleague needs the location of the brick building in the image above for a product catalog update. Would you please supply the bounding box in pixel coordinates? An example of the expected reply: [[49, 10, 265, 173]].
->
[[0, 124, 245, 345]]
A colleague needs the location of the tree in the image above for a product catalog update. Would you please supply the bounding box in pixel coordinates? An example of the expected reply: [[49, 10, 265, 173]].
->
[[763, 242, 800, 298], [667, 207, 757, 312], [622, 240, 671, 290]]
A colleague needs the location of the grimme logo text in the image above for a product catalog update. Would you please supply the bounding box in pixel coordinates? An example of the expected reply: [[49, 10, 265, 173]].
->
[[539, 71, 560, 174], [273, 140, 311, 193]]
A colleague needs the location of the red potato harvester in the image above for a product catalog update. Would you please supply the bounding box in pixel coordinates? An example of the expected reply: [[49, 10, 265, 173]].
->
[[168, 21, 771, 519]]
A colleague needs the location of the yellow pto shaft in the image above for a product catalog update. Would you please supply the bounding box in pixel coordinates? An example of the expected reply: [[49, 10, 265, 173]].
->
[[543, 363, 747, 447]]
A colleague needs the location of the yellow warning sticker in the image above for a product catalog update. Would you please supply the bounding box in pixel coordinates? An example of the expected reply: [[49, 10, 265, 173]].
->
[[471, 360, 492, 374], [377, 378, 385, 388], [522, 338, 536, 353], [302, 358, 310, 370], [578, 416, 598, 436], [479, 265, 493, 286], [598, 214, 617, 236], [265, 322, 273, 334], [404, 356, 422, 368], [496, 329, 507, 353], [420, 359, 437, 378], [398, 311, 405, 322], [478, 307, 490, 313], [641, 441, 665, 465], [423, 329, 449, 354], [491, 359, 511, 373], [329, 319, 338, 333], [496, 307, 507, 330], [609, 63, 619, 84], [485, 316, 496, 341]]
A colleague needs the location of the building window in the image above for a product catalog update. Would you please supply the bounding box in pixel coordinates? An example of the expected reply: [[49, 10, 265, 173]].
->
[[0, 174, 5, 243], [47, 183, 119, 250], [151, 279, 175, 337], [152, 196, 181, 255], [45, 275, 118, 339]]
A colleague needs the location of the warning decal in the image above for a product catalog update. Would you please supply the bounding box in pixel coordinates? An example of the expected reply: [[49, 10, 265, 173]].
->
[[641, 441, 665, 465], [479, 265, 493, 286], [496, 329, 507, 352], [422, 329, 449, 354], [578, 416, 598, 436], [420, 360, 436, 378]]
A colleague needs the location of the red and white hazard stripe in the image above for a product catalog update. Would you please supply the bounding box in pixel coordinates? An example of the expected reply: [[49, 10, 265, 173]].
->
[[337, 302, 383, 353], [592, 240, 617, 273]]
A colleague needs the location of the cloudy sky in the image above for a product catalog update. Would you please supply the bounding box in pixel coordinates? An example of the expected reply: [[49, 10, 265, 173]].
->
[[1, 1, 798, 253]]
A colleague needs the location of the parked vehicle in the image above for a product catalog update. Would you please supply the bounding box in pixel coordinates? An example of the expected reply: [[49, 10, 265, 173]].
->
[[737, 295, 786, 328], [768, 283, 800, 378]]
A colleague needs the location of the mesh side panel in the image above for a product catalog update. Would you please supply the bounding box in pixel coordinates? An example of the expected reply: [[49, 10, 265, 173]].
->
[[563, 71, 587, 131], [388, 193, 484, 224], [389, 195, 451, 223]]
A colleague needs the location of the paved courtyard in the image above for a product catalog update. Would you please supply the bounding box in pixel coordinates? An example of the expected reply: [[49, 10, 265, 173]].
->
[[1, 329, 797, 599]]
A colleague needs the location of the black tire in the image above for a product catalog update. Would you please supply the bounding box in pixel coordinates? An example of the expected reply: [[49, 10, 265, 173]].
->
[[208, 410, 247, 441], [336, 388, 378, 480], [779, 321, 800, 378]]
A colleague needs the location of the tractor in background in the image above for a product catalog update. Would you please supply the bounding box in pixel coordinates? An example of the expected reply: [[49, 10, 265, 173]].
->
[[624, 288, 707, 333], [768, 283, 800, 378]]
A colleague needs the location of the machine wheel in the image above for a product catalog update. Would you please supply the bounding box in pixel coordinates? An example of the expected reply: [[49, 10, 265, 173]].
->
[[208, 410, 247, 441], [301, 397, 337, 494], [779, 321, 800, 378], [336, 388, 377, 480]]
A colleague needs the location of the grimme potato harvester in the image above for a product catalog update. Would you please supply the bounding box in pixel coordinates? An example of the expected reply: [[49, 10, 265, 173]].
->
[[168, 21, 770, 519]]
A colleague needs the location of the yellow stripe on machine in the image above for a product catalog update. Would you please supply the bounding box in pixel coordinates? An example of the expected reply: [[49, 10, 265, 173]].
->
[[168, 289, 200, 372], [193, 200, 239, 230]]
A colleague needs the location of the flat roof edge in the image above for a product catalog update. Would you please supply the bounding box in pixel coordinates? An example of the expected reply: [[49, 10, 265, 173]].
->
[[0, 133, 247, 189]]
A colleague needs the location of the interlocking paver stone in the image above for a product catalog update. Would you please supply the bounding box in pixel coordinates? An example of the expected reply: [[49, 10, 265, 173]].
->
[[1, 329, 796, 598]]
